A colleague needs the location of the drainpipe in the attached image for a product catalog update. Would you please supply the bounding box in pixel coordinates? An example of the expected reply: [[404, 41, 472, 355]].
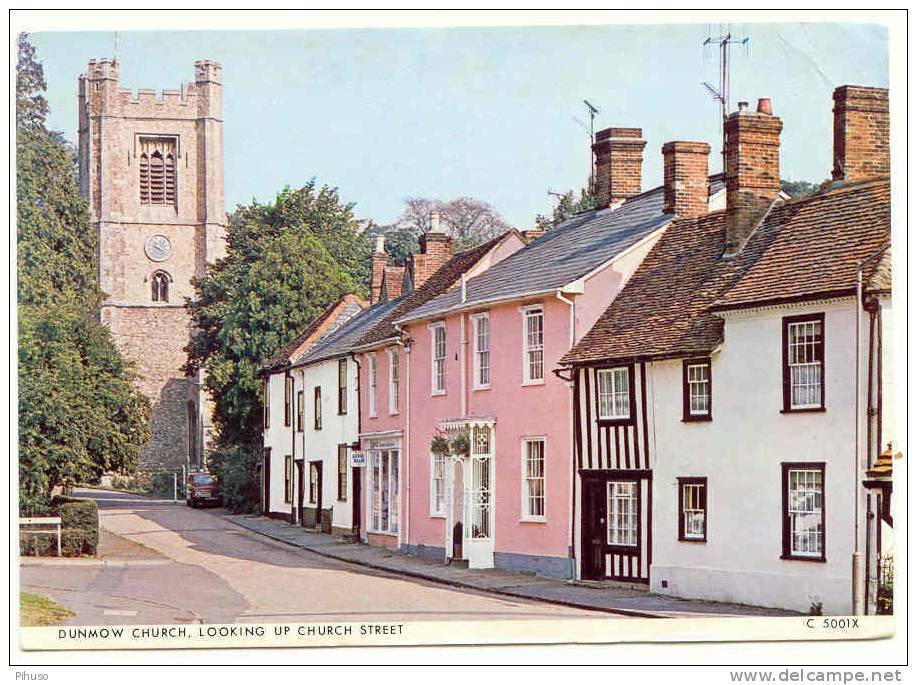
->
[[404, 337, 411, 548], [460, 313, 468, 419], [555, 290, 576, 574], [852, 262, 864, 615]]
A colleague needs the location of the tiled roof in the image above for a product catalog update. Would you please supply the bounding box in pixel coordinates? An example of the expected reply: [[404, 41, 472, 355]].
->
[[712, 179, 890, 310], [262, 294, 367, 372], [396, 176, 725, 325], [294, 298, 401, 367], [355, 232, 514, 348], [561, 178, 891, 367]]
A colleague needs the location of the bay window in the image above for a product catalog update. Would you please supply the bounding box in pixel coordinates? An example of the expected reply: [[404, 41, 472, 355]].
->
[[369, 448, 400, 534]]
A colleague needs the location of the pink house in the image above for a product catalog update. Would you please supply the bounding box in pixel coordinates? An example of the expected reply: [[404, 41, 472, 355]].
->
[[351, 220, 525, 551]]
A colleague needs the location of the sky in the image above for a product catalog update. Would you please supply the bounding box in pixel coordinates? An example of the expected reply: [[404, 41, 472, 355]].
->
[[30, 21, 888, 228]]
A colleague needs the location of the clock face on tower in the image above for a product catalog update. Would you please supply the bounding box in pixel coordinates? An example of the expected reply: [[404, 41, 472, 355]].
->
[[145, 234, 172, 262]]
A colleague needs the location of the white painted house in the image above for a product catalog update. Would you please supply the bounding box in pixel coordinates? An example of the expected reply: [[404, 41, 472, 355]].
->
[[260, 295, 367, 521], [561, 86, 892, 614], [287, 298, 400, 535]]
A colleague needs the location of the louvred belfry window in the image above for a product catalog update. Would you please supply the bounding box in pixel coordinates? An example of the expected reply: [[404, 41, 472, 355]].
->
[[139, 138, 177, 206]]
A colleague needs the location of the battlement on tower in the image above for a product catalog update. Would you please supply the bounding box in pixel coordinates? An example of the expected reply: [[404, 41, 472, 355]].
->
[[80, 59, 221, 119]]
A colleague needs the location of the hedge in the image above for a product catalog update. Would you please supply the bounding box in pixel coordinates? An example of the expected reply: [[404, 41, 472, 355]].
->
[[56, 497, 99, 556], [19, 497, 99, 557]]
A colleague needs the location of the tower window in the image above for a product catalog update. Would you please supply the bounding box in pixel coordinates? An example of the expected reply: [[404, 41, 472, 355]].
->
[[139, 138, 177, 206], [151, 271, 170, 302]]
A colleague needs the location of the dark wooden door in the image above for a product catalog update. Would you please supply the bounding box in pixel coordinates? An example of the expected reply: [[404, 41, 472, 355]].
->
[[262, 448, 271, 515], [581, 478, 607, 580], [295, 461, 305, 526], [351, 467, 361, 538]]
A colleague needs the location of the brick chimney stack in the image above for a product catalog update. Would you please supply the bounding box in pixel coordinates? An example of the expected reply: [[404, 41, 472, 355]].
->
[[724, 99, 783, 255], [832, 85, 889, 184], [662, 141, 711, 218], [592, 127, 647, 209], [370, 234, 387, 305], [410, 211, 454, 288]]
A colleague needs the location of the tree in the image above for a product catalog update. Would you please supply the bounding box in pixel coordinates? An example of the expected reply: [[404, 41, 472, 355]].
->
[[533, 187, 597, 231], [365, 221, 418, 267], [17, 34, 150, 512], [185, 185, 364, 510], [781, 179, 822, 198], [396, 196, 512, 251]]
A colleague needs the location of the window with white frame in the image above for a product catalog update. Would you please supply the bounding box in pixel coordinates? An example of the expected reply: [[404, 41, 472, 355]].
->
[[368, 353, 378, 417], [430, 453, 447, 516], [369, 448, 400, 534], [522, 307, 544, 383], [389, 348, 400, 414], [521, 438, 546, 520], [678, 477, 707, 541], [430, 323, 446, 394], [607, 481, 638, 546], [784, 315, 824, 410], [597, 367, 630, 420], [472, 313, 490, 388], [684, 360, 711, 419], [783, 464, 824, 559]]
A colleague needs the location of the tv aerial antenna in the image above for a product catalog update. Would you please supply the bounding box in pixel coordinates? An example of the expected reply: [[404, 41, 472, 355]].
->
[[582, 100, 600, 191], [702, 26, 750, 172]]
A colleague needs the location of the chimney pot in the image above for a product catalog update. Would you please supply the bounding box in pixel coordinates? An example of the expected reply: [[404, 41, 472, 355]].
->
[[738, 101, 749, 112], [374, 234, 386, 254], [429, 210, 442, 234], [756, 98, 773, 115]]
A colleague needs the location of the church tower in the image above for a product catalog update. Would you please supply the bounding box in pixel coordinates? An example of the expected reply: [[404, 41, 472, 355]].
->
[[78, 58, 226, 471]]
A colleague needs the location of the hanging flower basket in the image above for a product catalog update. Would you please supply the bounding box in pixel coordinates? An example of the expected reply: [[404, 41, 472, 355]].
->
[[449, 430, 470, 458], [430, 432, 450, 457]]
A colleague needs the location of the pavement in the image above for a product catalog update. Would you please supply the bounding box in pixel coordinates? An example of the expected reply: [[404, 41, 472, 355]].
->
[[226, 514, 798, 618], [19, 489, 613, 626]]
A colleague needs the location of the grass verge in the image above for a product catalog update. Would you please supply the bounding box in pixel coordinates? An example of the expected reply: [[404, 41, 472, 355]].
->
[[20, 592, 74, 627]]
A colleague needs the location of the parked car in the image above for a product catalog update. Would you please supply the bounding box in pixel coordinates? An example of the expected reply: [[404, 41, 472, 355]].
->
[[186, 472, 222, 508]]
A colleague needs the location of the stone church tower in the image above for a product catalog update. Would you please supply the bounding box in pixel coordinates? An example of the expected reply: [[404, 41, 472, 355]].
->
[[78, 58, 226, 471]]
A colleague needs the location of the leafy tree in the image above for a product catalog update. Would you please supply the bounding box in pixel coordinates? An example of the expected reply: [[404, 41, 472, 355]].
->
[[185, 185, 363, 510], [397, 196, 512, 251], [365, 221, 419, 267], [533, 187, 597, 231], [17, 34, 150, 513], [780, 179, 822, 198]]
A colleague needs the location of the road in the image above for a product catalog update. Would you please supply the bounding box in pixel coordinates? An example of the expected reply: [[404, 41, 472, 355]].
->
[[20, 489, 606, 625]]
